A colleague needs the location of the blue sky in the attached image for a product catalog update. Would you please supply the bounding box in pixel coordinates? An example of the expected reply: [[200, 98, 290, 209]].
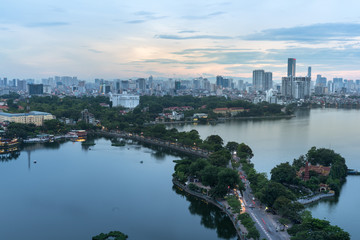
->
[[1, 0, 360, 81]]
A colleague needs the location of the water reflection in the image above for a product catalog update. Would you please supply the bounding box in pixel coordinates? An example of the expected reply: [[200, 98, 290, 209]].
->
[[173, 186, 237, 240], [0, 151, 21, 162]]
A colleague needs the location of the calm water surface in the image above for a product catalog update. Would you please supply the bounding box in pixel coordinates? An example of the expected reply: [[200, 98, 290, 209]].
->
[[174, 108, 360, 238], [0, 140, 237, 240]]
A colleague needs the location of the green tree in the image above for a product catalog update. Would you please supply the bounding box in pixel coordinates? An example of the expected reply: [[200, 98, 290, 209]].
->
[[189, 158, 209, 176], [226, 141, 239, 152], [200, 165, 220, 187], [271, 162, 297, 184], [209, 149, 231, 167], [218, 168, 240, 189], [292, 155, 306, 171], [237, 143, 254, 159], [259, 181, 295, 207]]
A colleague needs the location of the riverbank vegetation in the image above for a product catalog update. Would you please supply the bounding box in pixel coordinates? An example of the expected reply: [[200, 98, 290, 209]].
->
[[237, 145, 350, 239], [2, 95, 291, 136], [92, 231, 128, 240]]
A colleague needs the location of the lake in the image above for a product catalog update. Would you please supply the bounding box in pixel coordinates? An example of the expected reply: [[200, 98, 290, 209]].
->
[[173, 108, 360, 238], [0, 139, 237, 240]]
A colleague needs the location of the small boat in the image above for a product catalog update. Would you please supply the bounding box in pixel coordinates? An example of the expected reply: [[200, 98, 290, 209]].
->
[[140, 161, 143, 164], [33, 160, 37, 164]]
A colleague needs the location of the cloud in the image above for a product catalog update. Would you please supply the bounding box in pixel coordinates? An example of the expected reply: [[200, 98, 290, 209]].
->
[[88, 49, 102, 54], [125, 11, 166, 24], [172, 48, 253, 55], [125, 20, 147, 24], [154, 34, 233, 40], [134, 11, 154, 16], [182, 11, 226, 20], [26, 22, 69, 28], [178, 30, 198, 34], [243, 23, 360, 42]]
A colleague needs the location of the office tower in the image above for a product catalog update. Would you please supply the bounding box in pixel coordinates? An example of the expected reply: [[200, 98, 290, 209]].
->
[[17, 80, 27, 91], [216, 76, 224, 87], [28, 84, 44, 95], [121, 80, 129, 90], [287, 58, 296, 77], [308, 67, 311, 78], [282, 76, 311, 99], [175, 81, 181, 91], [252, 70, 265, 91], [316, 75, 327, 87], [282, 77, 292, 97], [238, 80, 244, 90], [264, 72, 273, 90], [138, 78, 146, 92], [223, 78, 230, 88], [148, 75, 153, 89], [193, 79, 200, 89]]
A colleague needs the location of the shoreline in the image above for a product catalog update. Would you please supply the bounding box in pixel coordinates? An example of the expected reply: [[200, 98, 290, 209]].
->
[[151, 114, 295, 125], [298, 193, 335, 205], [172, 179, 247, 240]]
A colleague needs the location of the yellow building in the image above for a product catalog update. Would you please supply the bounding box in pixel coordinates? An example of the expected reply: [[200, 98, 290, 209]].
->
[[0, 111, 55, 126]]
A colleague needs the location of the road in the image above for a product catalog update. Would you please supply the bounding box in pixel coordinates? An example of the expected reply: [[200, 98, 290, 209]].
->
[[233, 155, 290, 240]]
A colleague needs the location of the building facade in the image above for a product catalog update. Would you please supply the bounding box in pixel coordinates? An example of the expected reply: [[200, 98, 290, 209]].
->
[[0, 111, 55, 126], [110, 93, 140, 108], [287, 58, 296, 77]]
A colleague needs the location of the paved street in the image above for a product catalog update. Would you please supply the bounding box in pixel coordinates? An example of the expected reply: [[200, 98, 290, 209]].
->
[[233, 155, 290, 240]]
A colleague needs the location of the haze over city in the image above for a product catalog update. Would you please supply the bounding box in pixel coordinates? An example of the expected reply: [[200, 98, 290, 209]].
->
[[2, 0, 360, 81]]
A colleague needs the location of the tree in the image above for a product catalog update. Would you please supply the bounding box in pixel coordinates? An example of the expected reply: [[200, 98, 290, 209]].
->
[[201, 165, 220, 187], [259, 181, 295, 207], [270, 162, 297, 184], [226, 141, 239, 152], [237, 143, 254, 159], [189, 158, 209, 176], [306, 147, 346, 167], [292, 155, 306, 171], [273, 196, 304, 222], [209, 149, 231, 167], [203, 135, 224, 151], [204, 135, 224, 146], [218, 168, 240, 189]]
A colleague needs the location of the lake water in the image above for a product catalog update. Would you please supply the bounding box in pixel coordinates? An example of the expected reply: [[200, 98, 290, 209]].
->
[[0, 140, 237, 240], [1, 108, 359, 239], [174, 108, 360, 238]]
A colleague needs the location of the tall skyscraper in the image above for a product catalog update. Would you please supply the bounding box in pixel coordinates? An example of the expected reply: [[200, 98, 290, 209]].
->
[[287, 58, 296, 77], [252, 70, 265, 91], [308, 67, 311, 78], [216, 76, 224, 87], [264, 72, 273, 90], [138, 78, 146, 92]]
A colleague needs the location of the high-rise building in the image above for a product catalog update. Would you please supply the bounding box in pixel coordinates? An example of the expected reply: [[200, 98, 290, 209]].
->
[[28, 84, 43, 95], [264, 72, 273, 90], [252, 70, 265, 91], [287, 58, 296, 77], [308, 67, 311, 78], [316, 75, 327, 87], [216, 76, 224, 88], [282, 76, 311, 99], [238, 80, 244, 91], [138, 78, 146, 92], [148, 75, 153, 89], [175, 81, 181, 91]]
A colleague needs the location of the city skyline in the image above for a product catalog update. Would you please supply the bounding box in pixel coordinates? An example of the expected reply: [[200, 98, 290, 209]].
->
[[1, 1, 360, 81]]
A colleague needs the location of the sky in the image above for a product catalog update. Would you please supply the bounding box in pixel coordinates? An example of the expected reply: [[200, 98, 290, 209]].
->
[[1, 0, 360, 82]]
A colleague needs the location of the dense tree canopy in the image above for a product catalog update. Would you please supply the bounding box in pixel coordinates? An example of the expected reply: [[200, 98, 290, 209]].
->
[[271, 162, 297, 184]]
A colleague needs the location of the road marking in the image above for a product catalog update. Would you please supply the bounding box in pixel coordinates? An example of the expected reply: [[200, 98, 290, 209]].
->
[[250, 212, 273, 240]]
